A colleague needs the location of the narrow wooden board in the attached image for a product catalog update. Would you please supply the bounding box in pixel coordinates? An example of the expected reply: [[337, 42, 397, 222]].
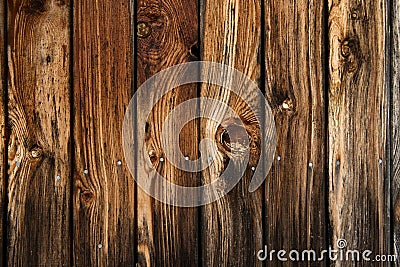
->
[[328, 0, 390, 260], [264, 0, 327, 263], [200, 0, 263, 265], [72, 0, 135, 265], [135, 0, 199, 265], [0, 0, 5, 264], [7, 0, 71, 265], [392, 0, 400, 262]]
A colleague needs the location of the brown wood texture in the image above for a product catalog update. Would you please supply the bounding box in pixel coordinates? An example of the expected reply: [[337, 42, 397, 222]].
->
[[0, 0, 5, 264], [328, 0, 390, 261], [135, 0, 199, 265], [200, 0, 263, 265], [72, 0, 135, 265], [392, 0, 400, 262], [264, 0, 327, 263], [0, 0, 398, 265], [7, 0, 71, 265]]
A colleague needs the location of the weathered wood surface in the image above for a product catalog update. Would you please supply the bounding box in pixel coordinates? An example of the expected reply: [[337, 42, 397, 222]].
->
[[136, 0, 199, 265], [264, 0, 327, 264], [7, 0, 71, 265], [72, 0, 135, 265], [0, 0, 5, 264], [200, 0, 264, 265], [0, 0, 398, 265], [328, 0, 390, 262], [392, 0, 400, 263]]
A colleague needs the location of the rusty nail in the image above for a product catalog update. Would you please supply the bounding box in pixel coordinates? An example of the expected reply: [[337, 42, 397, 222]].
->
[[137, 22, 151, 38]]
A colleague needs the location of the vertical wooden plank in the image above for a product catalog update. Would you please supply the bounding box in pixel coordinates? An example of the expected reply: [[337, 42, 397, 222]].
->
[[200, 0, 263, 265], [0, 0, 5, 264], [392, 0, 400, 261], [72, 0, 135, 265], [135, 0, 199, 265], [264, 0, 327, 262], [7, 0, 71, 265], [328, 0, 389, 260]]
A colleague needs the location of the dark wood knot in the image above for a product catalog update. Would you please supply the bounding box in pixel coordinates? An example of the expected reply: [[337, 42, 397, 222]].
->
[[81, 190, 95, 204], [29, 145, 43, 160], [189, 42, 199, 60], [340, 38, 361, 73], [23, 0, 48, 15]]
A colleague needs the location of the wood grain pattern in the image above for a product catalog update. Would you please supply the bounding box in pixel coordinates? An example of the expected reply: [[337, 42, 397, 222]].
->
[[392, 0, 400, 262], [135, 0, 199, 265], [328, 0, 390, 260], [7, 0, 71, 265], [72, 0, 135, 265], [264, 0, 327, 263], [0, 0, 398, 265], [0, 0, 5, 264], [200, 0, 263, 265]]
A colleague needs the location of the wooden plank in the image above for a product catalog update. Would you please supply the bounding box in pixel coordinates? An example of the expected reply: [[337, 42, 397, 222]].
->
[[0, 0, 5, 264], [135, 0, 199, 265], [200, 0, 263, 265], [72, 0, 135, 265], [328, 0, 389, 260], [6, 0, 71, 265], [392, 0, 400, 262], [264, 0, 327, 262]]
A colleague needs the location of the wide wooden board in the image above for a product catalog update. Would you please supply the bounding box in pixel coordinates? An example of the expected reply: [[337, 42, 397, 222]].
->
[[328, 0, 390, 262], [72, 0, 135, 265], [7, 0, 71, 265], [264, 0, 327, 264], [135, 0, 199, 265]]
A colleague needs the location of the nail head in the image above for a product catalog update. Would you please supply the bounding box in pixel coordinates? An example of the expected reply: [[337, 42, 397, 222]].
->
[[84, 169, 89, 174], [98, 244, 102, 249], [117, 160, 122, 166], [137, 22, 151, 38]]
